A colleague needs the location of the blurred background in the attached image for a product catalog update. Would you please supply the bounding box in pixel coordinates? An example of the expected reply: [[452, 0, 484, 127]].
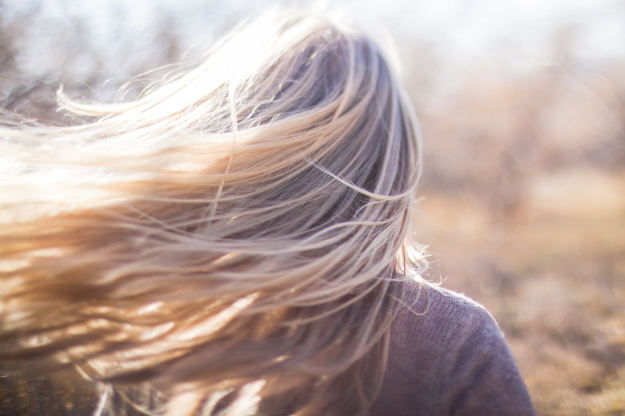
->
[[1, 0, 624, 414]]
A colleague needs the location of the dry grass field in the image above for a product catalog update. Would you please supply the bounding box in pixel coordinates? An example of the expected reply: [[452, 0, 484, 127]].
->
[[413, 66, 625, 415], [417, 172, 625, 415]]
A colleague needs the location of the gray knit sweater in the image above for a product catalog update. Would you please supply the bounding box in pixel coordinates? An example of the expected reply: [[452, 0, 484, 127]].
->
[[372, 282, 536, 416], [0, 283, 536, 416]]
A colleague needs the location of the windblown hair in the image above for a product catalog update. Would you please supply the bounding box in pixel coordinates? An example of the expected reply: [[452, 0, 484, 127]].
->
[[0, 12, 426, 416]]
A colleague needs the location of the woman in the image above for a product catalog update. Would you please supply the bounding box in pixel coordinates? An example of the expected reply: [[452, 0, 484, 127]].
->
[[0, 12, 535, 416]]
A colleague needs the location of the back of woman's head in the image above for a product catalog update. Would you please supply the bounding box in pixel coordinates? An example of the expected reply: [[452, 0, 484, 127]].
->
[[0, 11, 425, 416]]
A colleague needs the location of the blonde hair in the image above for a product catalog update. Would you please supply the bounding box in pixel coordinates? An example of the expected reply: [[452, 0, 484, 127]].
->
[[0, 12, 426, 416]]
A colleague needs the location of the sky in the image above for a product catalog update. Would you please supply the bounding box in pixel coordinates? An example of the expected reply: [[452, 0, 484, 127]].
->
[[2, 0, 625, 96]]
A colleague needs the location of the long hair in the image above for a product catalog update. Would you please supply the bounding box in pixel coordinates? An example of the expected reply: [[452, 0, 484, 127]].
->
[[0, 12, 426, 416]]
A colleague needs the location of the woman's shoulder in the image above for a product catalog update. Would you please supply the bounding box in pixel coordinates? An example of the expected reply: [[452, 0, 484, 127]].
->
[[399, 280, 491, 315], [372, 280, 536, 416], [389, 280, 501, 347]]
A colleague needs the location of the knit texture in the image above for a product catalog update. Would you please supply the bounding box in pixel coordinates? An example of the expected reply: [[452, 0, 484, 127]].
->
[[0, 283, 536, 415], [372, 282, 536, 416]]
